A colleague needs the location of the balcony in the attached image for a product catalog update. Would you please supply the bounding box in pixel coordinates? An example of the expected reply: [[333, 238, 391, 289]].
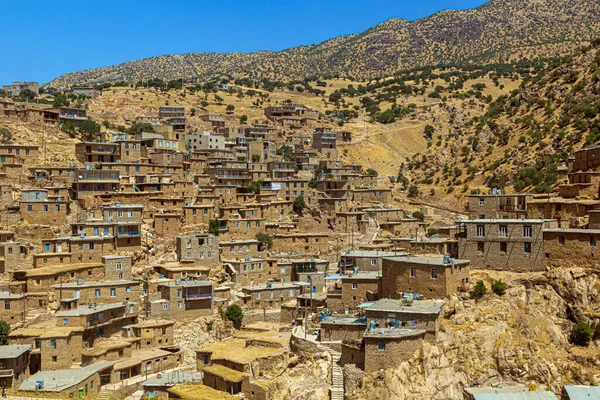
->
[[117, 230, 141, 237], [498, 204, 526, 212], [0, 369, 14, 378], [186, 292, 213, 299]]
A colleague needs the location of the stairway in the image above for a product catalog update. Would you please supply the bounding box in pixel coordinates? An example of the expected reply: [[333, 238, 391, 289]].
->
[[319, 346, 344, 400]]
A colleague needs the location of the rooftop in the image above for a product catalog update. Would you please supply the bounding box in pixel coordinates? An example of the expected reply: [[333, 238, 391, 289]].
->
[[57, 302, 136, 317], [0, 345, 31, 359], [320, 316, 367, 326], [19, 361, 114, 391], [24, 262, 103, 277], [364, 327, 426, 339], [167, 384, 235, 400], [160, 280, 212, 288], [464, 383, 558, 399], [459, 219, 554, 223], [563, 385, 600, 399], [52, 280, 137, 289], [142, 371, 202, 387], [342, 250, 406, 258], [202, 364, 247, 382], [382, 255, 469, 266], [341, 272, 381, 281], [365, 298, 445, 315]]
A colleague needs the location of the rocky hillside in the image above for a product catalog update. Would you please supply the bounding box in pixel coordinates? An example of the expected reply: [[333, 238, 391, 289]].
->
[[400, 39, 600, 196], [350, 268, 600, 400], [48, 0, 600, 87]]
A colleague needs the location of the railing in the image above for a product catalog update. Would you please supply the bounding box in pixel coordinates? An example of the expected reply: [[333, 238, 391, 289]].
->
[[186, 292, 212, 299], [498, 204, 526, 211], [117, 231, 141, 237], [0, 368, 14, 377]]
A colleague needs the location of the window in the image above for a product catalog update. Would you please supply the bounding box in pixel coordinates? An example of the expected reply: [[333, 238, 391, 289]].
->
[[458, 265, 463, 275], [431, 268, 438, 279], [371, 259, 377, 266], [524, 242, 531, 253], [116, 262, 122, 270], [43, 205, 49, 212], [162, 303, 169, 310], [89, 242, 95, 250], [55, 204, 61, 212], [523, 226, 532, 238], [50, 339, 57, 349], [592, 237, 597, 247], [352, 283, 358, 290], [126, 287, 131, 293], [27, 205, 32, 212], [52, 356, 57, 363], [110, 288, 116, 297], [410, 266, 416, 278], [177, 290, 182, 298], [378, 339, 385, 351], [63, 318, 68, 326], [256, 293, 261, 300], [178, 302, 183, 309], [500, 242, 507, 253], [477, 242, 485, 253], [499, 225, 508, 237], [479, 198, 485, 206], [95, 289, 101, 298], [558, 236, 565, 245], [128, 210, 133, 218], [476, 225, 485, 237], [207, 252, 212, 259], [4, 301, 9, 310]]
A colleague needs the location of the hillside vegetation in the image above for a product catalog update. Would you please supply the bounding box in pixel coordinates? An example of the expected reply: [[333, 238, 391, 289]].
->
[[48, 0, 600, 88]]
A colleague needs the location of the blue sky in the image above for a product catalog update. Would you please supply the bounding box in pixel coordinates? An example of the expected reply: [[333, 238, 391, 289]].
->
[[0, 0, 487, 84]]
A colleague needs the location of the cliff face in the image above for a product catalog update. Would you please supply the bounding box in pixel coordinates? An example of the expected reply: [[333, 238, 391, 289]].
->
[[350, 268, 600, 399]]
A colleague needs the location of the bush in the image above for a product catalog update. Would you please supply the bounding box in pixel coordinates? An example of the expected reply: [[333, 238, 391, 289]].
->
[[293, 196, 306, 216], [0, 320, 9, 345], [408, 185, 419, 197], [492, 280, 506, 295], [571, 322, 592, 346], [366, 168, 378, 176], [256, 232, 272, 250], [412, 211, 425, 222], [224, 304, 244, 323], [208, 219, 221, 236], [471, 280, 487, 299]]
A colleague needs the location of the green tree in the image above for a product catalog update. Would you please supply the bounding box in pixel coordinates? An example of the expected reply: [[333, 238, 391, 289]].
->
[[492, 280, 507, 296], [293, 196, 306, 216], [240, 115, 248, 124], [208, 219, 221, 235], [214, 94, 223, 104], [256, 232, 273, 250], [366, 168, 378, 176], [18, 89, 36, 101], [471, 280, 487, 299], [0, 128, 12, 144], [424, 124, 435, 140], [224, 304, 244, 325], [571, 322, 592, 346], [0, 320, 9, 345], [52, 93, 69, 107], [251, 154, 261, 163], [79, 118, 101, 141], [412, 211, 425, 222], [62, 121, 75, 133], [128, 123, 155, 134], [408, 185, 419, 197], [226, 104, 235, 113]]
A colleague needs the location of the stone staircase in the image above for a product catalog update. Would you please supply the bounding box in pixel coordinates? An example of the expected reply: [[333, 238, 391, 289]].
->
[[319, 345, 344, 400]]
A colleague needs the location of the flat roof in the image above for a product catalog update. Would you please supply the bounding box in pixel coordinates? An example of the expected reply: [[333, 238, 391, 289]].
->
[[321, 316, 366, 326], [142, 371, 202, 387], [0, 345, 31, 359], [24, 262, 103, 277], [160, 280, 212, 288], [382, 255, 469, 266], [464, 384, 558, 399], [563, 385, 600, 399], [52, 280, 137, 289], [342, 250, 399, 257], [364, 327, 426, 339], [167, 383, 235, 400], [113, 348, 175, 370], [459, 219, 554, 223], [544, 228, 600, 234], [242, 282, 299, 291], [341, 272, 381, 281], [19, 361, 114, 391], [366, 298, 445, 315], [202, 364, 247, 382], [57, 302, 136, 317]]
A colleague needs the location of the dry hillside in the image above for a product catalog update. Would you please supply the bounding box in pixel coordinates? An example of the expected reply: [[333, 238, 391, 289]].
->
[[48, 0, 600, 87]]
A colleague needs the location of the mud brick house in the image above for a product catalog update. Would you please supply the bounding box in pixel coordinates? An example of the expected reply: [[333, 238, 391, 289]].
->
[[219, 239, 263, 258], [291, 259, 328, 292], [17, 361, 114, 398], [102, 255, 133, 280], [74, 168, 120, 198], [9, 325, 85, 372], [410, 237, 456, 257], [458, 219, 557, 271], [75, 142, 120, 165], [0, 144, 39, 165], [543, 225, 600, 268], [465, 193, 531, 219], [176, 233, 219, 267], [19, 188, 70, 226], [58, 106, 87, 128], [0, 232, 27, 276], [241, 281, 301, 309], [526, 197, 600, 222], [320, 316, 367, 342], [0, 292, 27, 323], [339, 272, 380, 313], [0, 344, 31, 389], [270, 233, 330, 254], [264, 103, 319, 128], [381, 256, 470, 299], [52, 280, 138, 309], [56, 302, 138, 346], [149, 280, 213, 319], [223, 257, 280, 286], [350, 188, 392, 204], [312, 128, 338, 157], [153, 213, 182, 236], [159, 106, 186, 131], [360, 298, 445, 372], [153, 262, 211, 281], [340, 250, 400, 273], [15, 263, 106, 293], [122, 320, 175, 349]]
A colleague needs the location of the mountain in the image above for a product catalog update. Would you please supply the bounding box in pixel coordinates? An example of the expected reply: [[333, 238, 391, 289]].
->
[[49, 0, 600, 88], [402, 38, 600, 196]]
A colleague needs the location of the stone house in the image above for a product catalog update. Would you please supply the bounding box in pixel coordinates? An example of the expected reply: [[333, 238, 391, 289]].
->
[[153, 213, 182, 237], [176, 233, 219, 267], [339, 272, 380, 313], [0, 292, 26, 323], [458, 219, 557, 272], [340, 250, 400, 273], [182, 204, 215, 226], [0, 345, 31, 388], [270, 233, 330, 255], [543, 227, 600, 268], [381, 256, 470, 299], [52, 280, 138, 309], [15, 263, 106, 293], [122, 320, 175, 349], [241, 282, 301, 309], [320, 316, 367, 341], [223, 257, 284, 287], [219, 239, 263, 258], [148, 281, 213, 319], [9, 326, 84, 372], [465, 193, 531, 219]]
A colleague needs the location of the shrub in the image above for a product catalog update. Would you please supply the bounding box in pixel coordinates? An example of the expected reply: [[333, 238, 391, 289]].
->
[[571, 322, 592, 346], [225, 304, 244, 324], [256, 232, 272, 250], [208, 219, 221, 236], [366, 168, 378, 176], [0, 320, 9, 345], [293, 196, 306, 215], [492, 280, 506, 295], [471, 280, 487, 299], [408, 185, 419, 197], [412, 211, 425, 222]]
